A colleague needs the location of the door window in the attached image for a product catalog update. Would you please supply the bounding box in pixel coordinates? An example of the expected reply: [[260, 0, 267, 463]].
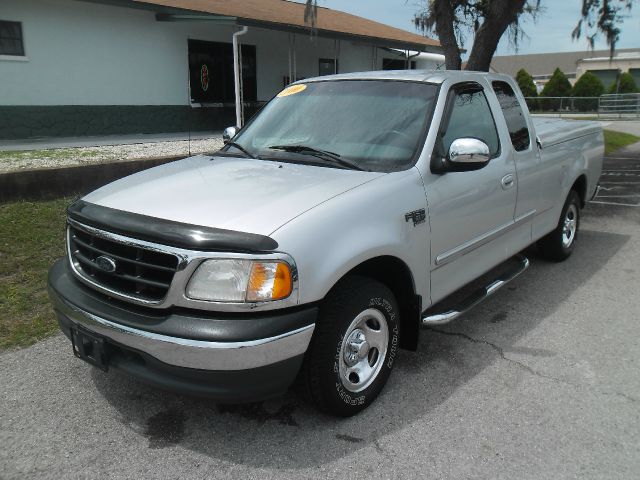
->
[[440, 84, 500, 158], [492, 81, 531, 151]]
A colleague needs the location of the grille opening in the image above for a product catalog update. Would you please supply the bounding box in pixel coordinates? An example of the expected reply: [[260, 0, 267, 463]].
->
[[68, 224, 179, 302]]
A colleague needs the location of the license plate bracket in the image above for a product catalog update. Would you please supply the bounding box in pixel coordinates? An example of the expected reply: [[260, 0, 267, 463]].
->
[[71, 327, 109, 371]]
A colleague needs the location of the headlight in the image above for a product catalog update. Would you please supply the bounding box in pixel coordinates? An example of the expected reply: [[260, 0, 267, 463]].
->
[[185, 259, 293, 303]]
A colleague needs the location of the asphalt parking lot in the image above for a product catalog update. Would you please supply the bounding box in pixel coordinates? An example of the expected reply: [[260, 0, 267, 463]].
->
[[1, 147, 639, 479]]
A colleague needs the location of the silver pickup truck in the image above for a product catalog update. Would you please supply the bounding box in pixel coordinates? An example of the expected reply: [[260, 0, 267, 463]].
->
[[48, 70, 603, 416]]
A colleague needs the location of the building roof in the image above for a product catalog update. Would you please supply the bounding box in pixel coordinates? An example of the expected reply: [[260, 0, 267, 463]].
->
[[490, 48, 640, 78], [131, 0, 440, 51]]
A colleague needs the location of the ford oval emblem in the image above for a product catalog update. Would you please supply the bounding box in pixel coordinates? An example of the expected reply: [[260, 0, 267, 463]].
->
[[95, 255, 117, 273]]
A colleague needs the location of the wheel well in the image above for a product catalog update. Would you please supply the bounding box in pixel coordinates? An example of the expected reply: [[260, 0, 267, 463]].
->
[[572, 175, 587, 207], [347, 256, 421, 351]]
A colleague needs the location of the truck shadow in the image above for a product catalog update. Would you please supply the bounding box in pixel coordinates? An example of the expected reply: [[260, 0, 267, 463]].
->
[[91, 228, 629, 469]]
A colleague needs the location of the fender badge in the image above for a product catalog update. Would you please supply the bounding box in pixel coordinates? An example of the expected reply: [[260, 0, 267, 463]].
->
[[405, 209, 426, 226]]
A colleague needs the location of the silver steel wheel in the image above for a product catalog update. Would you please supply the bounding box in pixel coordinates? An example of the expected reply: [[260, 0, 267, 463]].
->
[[562, 204, 578, 248], [338, 308, 389, 393]]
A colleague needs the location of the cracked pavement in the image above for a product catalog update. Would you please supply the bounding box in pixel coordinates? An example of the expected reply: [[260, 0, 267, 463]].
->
[[2, 149, 640, 479]]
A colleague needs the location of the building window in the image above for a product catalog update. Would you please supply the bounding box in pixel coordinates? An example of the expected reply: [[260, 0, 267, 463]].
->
[[0, 21, 24, 56], [319, 58, 337, 76], [188, 39, 256, 104]]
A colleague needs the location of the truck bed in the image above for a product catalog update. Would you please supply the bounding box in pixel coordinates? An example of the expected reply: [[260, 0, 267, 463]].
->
[[532, 117, 602, 149]]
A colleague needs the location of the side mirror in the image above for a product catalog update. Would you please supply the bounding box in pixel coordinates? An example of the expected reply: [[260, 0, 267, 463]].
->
[[222, 126, 238, 144], [432, 137, 490, 173], [449, 138, 490, 165]]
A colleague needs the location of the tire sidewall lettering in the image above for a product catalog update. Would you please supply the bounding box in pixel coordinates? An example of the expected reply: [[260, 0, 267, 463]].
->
[[331, 295, 399, 405], [368, 297, 399, 368]]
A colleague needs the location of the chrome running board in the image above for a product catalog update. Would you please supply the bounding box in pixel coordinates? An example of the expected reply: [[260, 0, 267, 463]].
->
[[421, 254, 530, 326]]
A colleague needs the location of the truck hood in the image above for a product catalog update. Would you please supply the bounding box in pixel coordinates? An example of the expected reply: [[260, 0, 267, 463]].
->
[[83, 155, 383, 236]]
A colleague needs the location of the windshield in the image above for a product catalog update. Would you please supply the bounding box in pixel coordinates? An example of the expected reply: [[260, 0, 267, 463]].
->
[[226, 80, 438, 172]]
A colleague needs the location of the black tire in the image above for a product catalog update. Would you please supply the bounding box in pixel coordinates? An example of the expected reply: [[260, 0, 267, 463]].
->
[[300, 275, 400, 417], [537, 190, 581, 262]]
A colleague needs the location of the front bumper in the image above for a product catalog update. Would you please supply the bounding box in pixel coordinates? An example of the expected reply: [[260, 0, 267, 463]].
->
[[48, 259, 317, 401]]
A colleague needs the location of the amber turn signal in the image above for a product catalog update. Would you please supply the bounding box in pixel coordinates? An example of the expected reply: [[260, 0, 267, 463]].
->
[[246, 261, 293, 302]]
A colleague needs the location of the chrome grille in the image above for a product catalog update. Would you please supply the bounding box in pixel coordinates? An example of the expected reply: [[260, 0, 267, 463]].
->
[[67, 223, 180, 302]]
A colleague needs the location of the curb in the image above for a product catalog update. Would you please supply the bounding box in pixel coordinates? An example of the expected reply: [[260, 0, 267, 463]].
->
[[0, 156, 183, 203]]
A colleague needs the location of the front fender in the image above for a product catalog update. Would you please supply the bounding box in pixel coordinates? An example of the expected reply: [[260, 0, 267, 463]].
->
[[271, 167, 430, 306]]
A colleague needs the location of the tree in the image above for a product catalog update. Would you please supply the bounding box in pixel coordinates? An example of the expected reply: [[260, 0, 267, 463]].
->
[[516, 69, 537, 96], [542, 68, 572, 96], [541, 68, 572, 110], [572, 1, 634, 57], [414, 0, 538, 71], [304, 1, 633, 73], [609, 71, 638, 93], [572, 71, 605, 110], [410, 1, 634, 72], [573, 71, 605, 96]]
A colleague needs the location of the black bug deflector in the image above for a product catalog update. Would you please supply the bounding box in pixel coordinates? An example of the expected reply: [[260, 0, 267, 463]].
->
[[67, 200, 279, 253]]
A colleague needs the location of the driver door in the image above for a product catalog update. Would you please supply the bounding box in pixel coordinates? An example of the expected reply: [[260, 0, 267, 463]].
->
[[426, 81, 517, 304]]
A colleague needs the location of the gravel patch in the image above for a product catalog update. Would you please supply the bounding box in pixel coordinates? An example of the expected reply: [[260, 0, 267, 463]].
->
[[0, 137, 224, 173]]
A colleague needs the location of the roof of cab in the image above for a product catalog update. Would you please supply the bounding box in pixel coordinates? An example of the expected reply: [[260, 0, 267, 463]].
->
[[298, 69, 514, 85]]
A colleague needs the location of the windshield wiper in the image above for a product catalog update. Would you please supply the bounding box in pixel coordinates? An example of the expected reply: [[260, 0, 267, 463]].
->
[[225, 141, 255, 159], [268, 145, 365, 171]]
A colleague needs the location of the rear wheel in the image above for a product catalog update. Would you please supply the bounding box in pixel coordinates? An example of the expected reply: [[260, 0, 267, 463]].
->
[[537, 190, 581, 262], [300, 275, 400, 416]]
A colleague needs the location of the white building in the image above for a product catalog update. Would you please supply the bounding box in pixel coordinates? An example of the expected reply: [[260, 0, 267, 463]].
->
[[0, 0, 441, 139]]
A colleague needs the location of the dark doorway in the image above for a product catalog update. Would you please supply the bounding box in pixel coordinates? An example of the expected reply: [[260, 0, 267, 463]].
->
[[188, 39, 257, 103], [382, 58, 416, 70]]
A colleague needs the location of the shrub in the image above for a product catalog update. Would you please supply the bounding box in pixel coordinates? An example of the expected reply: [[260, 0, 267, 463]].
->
[[572, 72, 604, 111], [608, 72, 638, 94], [541, 68, 572, 110]]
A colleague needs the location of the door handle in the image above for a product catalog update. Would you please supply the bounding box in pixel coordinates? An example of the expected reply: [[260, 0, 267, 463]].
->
[[501, 174, 515, 190]]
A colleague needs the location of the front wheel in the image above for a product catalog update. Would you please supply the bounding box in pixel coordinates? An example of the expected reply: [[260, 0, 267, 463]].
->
[[537, 190, 581, 262], [300, 276, 400, 416]]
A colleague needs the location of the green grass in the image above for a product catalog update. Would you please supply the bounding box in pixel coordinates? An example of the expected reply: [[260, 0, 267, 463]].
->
[[0, 198, 69, 349], [604, 129, 640, 155]]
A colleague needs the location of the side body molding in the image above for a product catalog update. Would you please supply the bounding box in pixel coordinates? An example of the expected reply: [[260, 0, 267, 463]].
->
[[435, 210, 536, 268]]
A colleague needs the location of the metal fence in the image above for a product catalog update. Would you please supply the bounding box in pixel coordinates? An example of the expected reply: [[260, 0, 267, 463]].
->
[[598, 94, 640, 117], [524, 94, 640, 118]]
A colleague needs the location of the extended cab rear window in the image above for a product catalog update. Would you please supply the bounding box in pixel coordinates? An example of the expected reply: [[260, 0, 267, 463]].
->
[[492, 81, 531, 152]]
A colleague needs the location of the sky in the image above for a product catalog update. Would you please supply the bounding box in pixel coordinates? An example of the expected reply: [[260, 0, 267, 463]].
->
[[305, 0, 640, 56]]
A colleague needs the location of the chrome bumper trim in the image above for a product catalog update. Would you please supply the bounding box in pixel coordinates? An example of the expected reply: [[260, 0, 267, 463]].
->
[[50, 287, 315, 371]]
